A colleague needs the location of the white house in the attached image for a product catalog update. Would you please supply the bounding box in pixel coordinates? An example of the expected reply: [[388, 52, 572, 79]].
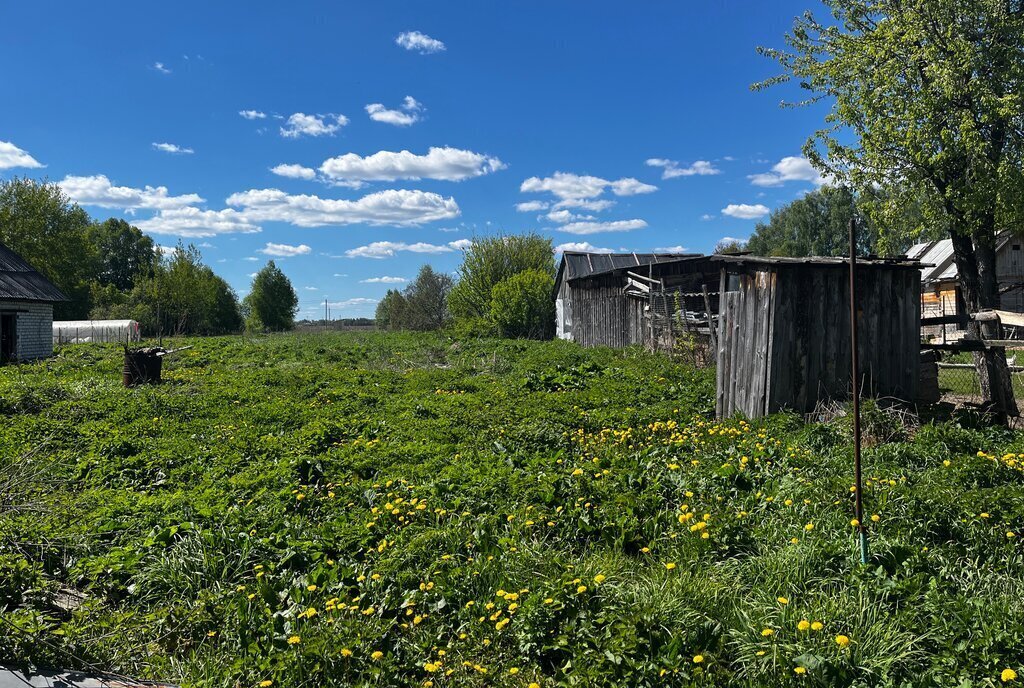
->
[[0, 242, 67, 361]]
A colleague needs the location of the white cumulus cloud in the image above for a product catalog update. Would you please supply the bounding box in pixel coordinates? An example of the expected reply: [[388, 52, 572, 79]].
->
[[134, 207, 261, 237], [270, 164, 317, 180], [721, 203, 770, 219], [653, 245, 690, 252], [361, 276, 408, 283], [280, 113, 349, 138], [0, 141, 44, 170], [365, 96, 423, 126], [152, 142, 194, 155], [239, 110, 267, 120], [59, 174, 203, 210], [153, 62, 171, 74], [520, 172, 656, 210], [396, 31, 446, 54], [748, 156, 827, 187], [345, 240, 468, 259], [645, 158, 720, 179], [330, 297, 379, 308], [557, 219, 648, 235], [555, 242, 614, 254], [319, 147, 504, 185], [259, 242, 312, 257], [515, 200, 549, 212], [226, 188, 460, 227]]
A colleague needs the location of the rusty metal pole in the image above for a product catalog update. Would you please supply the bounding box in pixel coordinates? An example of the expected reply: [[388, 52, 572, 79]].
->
[[849, 217, 868, 565]]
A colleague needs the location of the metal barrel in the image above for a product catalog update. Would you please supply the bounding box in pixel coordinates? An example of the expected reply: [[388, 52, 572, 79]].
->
[[123, 349, 163, 387]]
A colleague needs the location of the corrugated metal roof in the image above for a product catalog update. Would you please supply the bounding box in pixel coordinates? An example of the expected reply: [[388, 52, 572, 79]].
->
[[0, 242, 68, 302], [557, 251, 699, 284], [710, 254, 927, 269], [906, 240, 957, 282]]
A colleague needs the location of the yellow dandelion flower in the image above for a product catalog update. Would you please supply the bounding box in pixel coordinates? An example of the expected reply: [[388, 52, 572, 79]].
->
[[594, 574, 606, 584], [1002, 668, 1018, 682], [835, 634, 851, 648], [777, 596, 789, 605], [797, 619, 810, 631], [693, 654, 704, 664], [794, 666, 807, 675], [259, 681, 273, 687], [287, 635, 301, 645], [761, 628, 774, 637], [665, 562, 677, 570], [340, 648, 353, 657], [371, 651, 384, 661], [811, 621, 823, 631]]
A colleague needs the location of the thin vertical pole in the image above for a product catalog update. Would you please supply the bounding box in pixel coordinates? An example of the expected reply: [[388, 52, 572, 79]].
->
[[849, 217, 868, 565]]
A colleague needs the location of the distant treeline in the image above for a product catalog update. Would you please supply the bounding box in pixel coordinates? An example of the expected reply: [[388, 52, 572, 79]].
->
[[0, 177, 305, 337]]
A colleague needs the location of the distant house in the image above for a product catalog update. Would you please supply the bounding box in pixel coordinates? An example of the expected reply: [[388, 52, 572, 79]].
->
[[553, 251, 717, 347], [0, 242, 67, 361], [908, 235, 1024, 339]]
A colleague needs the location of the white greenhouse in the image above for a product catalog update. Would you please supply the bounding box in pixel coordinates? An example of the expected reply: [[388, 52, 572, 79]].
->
[[53, 320, 141, 345]]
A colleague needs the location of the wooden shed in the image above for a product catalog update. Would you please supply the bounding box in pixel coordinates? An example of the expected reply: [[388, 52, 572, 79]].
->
[[713, 255, 922, 418], [553, 252, 718, 348]]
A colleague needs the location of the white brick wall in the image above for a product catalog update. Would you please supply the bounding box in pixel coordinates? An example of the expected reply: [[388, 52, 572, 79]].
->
[[1, 300, 54, 360]]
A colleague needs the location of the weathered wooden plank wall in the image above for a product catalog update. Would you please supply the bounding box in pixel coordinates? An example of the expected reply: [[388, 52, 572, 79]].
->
[[718, 264, 920, 418], [566, 277, 646, 348]]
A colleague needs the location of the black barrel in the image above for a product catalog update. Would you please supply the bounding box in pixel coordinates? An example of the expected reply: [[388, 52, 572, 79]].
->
[[123, 348, 163, 387]]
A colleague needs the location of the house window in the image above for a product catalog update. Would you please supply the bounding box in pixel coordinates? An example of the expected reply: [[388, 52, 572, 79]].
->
[[1014, 245, 1021, 251]]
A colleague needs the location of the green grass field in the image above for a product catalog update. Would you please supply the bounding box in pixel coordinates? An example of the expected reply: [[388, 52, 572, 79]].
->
[[2, 332, 1024, 687]]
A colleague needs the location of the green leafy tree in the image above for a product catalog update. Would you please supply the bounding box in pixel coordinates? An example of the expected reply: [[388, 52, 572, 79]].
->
[[448, 234, 556, 320], [86, 218, 156, 290], [744, 186, 880, 257], [757, 0, 1024, 419], [375, 289, 408, 330], [490, 268, 556, 339], [403, 265, 454, 331], [244, 261, 299, 332], [93, 243, 242, 335], [0, 177, 97, 318]]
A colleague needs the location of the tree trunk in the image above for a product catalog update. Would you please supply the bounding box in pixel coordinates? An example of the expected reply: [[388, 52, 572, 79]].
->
[[949, 230, 1018, 422]]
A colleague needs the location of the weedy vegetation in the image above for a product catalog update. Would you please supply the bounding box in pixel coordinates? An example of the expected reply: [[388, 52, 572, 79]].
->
[[1, 332, 1023, 687]]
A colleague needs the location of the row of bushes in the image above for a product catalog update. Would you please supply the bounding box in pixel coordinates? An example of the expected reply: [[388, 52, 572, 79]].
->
[[376, 234, 556, 339]]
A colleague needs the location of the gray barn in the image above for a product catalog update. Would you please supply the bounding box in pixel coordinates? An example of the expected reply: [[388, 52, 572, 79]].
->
[[713, 255, 922, 418], [0, 242, 67, 362]]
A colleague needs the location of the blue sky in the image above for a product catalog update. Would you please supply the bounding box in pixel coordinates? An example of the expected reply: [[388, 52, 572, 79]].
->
[[0, 1, 833, 318]]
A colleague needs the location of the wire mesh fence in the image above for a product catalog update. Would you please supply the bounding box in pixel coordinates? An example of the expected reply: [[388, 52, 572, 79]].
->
[[645, 286, 718, 367], [935, 351, 1024, 406]]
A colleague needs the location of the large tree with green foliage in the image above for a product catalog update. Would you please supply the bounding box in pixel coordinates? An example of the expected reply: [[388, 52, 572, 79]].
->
[[757, 0, 1024, 419], [402, 265, 454, 331], [375, 289, 407, 330], [0, 177, 96, 318], [244, 261, 299, 332], [86, 218, 156, 291], [92, 243, 242, 335], [374, 265, 453, 331], [448, 234, 556, 320], [744, 186, 880, 257]]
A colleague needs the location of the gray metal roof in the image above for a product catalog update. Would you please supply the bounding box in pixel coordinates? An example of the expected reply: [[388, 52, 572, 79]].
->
[[710, 254, 927, 270], [906, 239, 958, 282], [556, 251, 700, 284], [0, 242, 68, 302]]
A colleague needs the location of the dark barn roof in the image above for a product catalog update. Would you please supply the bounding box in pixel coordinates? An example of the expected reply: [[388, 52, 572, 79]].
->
[[556, 251, 701, 285], [709, 254, 927, 269], [0, 242, 68, 302]]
